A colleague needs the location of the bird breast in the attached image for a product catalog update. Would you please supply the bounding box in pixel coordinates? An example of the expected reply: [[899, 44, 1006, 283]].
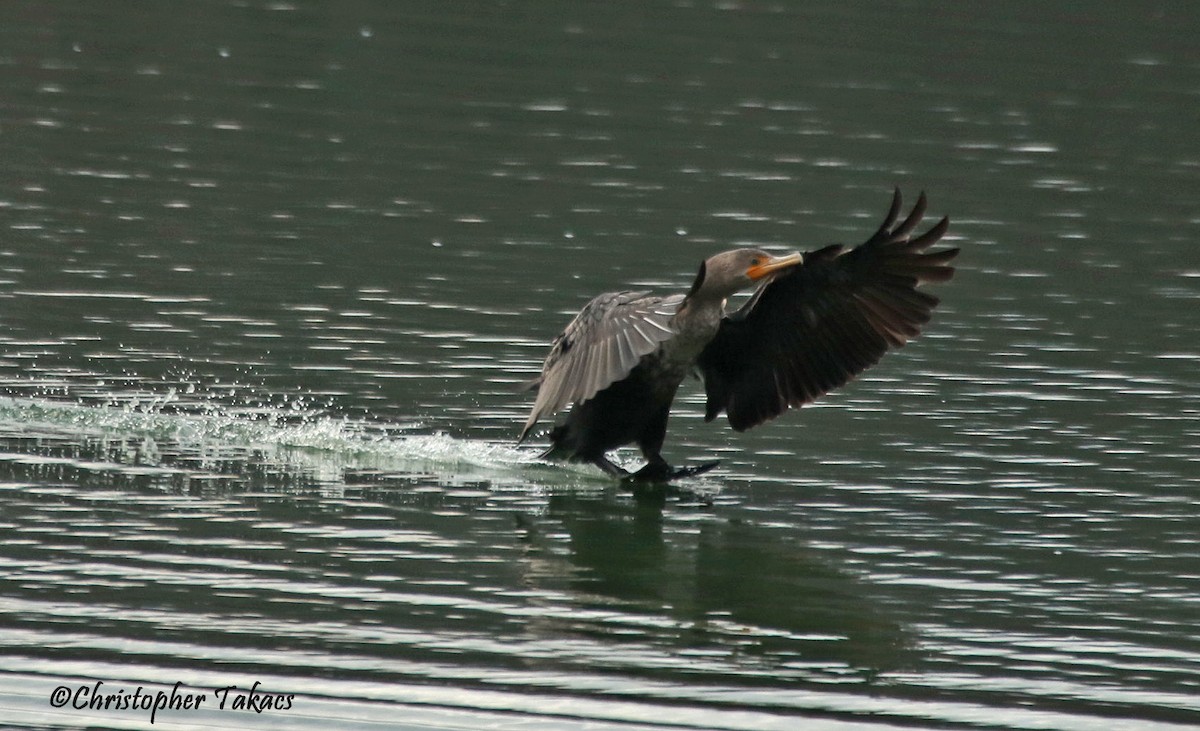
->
[[645, 299, 725, 386]]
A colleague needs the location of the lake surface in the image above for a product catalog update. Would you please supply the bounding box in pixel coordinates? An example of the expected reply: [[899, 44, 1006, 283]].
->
[[1, 2, 1198, 729]]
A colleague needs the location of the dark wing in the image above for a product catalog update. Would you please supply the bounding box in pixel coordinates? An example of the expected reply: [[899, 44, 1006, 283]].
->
[[519, 291, 684, 441], [697, 189, 958, 432]]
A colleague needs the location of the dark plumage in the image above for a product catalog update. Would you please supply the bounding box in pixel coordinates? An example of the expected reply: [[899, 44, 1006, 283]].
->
[[519, 189, 958, 480]]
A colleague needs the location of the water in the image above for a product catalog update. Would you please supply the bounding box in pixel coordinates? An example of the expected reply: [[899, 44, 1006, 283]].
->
[[1, 2, 1198, 729]]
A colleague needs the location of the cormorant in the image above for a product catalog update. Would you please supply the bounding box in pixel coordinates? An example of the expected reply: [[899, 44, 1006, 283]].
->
[[519, 189, 958, 481]]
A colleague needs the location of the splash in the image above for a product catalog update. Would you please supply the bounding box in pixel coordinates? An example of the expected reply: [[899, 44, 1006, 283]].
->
[[0, 395, 581, 490]]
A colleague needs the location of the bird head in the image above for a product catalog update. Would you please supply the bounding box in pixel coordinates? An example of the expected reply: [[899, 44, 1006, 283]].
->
[[688, 248, 804, 301]]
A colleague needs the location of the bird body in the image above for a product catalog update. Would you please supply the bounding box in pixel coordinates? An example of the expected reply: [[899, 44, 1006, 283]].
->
[[536, 292, 722, 477], [519, 190, 958, 480]]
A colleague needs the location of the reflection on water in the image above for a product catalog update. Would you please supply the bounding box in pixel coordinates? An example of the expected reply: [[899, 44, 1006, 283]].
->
[[534, 494, 912, 684], [2, 1, 1199, 729]]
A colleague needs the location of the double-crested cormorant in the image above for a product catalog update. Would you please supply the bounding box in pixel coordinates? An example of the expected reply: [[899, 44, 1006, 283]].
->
[[519, 189, 958, 480]]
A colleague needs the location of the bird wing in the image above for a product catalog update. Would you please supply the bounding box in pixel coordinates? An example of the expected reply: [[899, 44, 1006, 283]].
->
[[519, 291, 683, 441], [697, 189, 958, 432]]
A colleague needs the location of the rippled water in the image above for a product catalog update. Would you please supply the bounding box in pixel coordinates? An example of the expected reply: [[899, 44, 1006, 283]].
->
[[2, 2, 1198, 730]]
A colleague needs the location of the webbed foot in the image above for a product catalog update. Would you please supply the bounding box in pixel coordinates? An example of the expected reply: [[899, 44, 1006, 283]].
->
[[623, 461, 720, 507], [667, 461, 720, 480], [622, 459, 720, 484]]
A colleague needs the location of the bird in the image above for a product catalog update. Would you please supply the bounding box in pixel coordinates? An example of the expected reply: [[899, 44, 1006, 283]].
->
[[518, 189, 958, 481]]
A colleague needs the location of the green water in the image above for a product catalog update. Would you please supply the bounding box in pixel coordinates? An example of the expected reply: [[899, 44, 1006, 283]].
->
[[1, 2, 1197, 729]]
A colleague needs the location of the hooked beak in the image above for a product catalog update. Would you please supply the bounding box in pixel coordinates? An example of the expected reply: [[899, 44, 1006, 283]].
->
[[746, 252, 804, 281]]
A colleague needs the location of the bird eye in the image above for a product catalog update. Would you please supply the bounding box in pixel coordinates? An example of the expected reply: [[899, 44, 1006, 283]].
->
[[750, 257, 761, 266]]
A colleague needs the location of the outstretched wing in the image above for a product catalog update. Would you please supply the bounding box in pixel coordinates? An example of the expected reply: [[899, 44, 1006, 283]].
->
[[697, 189, 958, 432], [520, 291, 684, 441]]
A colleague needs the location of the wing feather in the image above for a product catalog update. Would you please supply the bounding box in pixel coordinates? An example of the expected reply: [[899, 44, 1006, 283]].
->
[[698, 189, 958, 432], [519, 291, 683, 441]]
